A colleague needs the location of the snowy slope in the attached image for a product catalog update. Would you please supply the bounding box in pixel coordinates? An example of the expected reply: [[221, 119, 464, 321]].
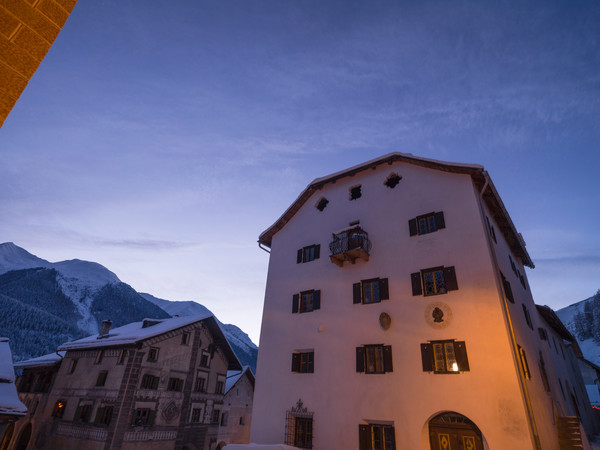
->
[[556, 295, 600, 366]]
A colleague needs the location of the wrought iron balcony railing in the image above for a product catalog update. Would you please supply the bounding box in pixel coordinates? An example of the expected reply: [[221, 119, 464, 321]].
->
[[329, 226, 371, 267]]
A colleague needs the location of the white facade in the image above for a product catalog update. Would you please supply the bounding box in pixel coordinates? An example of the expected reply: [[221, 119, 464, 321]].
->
[[251, 153, 597, 450]]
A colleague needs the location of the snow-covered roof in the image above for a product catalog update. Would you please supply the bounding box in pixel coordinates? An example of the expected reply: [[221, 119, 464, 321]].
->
[[223, 445, 299, 450], [13, 351, 65, 369], [258, 152, 534, 268], [58, 316, 242, 371], [225, 366, 255, 394], [0, 338, 27, 417]]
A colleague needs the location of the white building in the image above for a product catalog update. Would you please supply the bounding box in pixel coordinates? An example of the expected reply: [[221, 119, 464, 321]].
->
[[251, 153, 598, 450]]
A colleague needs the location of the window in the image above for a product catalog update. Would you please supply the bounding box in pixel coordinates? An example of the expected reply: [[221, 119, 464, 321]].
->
[[52, 400, 66, 418], [486, 216, 497, 243], [94, 405, 113, 426], [118, 349, 127, 365], [68, 358, 78, 374], [74, 402, 93, 423], [292, 351, 314, 373], [211, 409, 221, 425], [294, 417, 313, 449], [216, 380, 225, 394], [359, 423, 396, 450], [316, 197, 329, 211], [194, 372, 207, 392], [353, 278, 389, 304], [95, 371, 108, 387], [239, 415, 246, 425], [297, 245, 320, 263], [95, 350, 104, 364], [411, 267, 458, 296], [538, 328, 548, 341], [522, 305, 533, 329], [518, 345, 530, 379], [220, 412, 228, 426], [350, 185, 362, 200], [356, 345, 393, 374], [384, 173, 401, 189], [181, 332, 190, 345], [140, 374, 159, 389], [147, 347, 159, 362], [421, 341, 469, 374], [191, 407, 203, 423], [539, 352, 551, 392], [292, 290, 321, 313], [501, 272, 514, 303], [200, 352, 210, 367], [409, 211, 445, 236], [167, 377, 183, 392], [132, 408, 155, 427]]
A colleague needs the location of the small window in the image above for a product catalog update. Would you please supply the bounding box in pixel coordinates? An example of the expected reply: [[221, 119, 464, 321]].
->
[[52, 400, 66, 418], [216, 380, 225, 394], [559, 378, 566, 399], [291, 351, 314, 373], [538, 328, 549, 341], [353, 278, 389, 304], [200, 352, 210, 367], [421, 341, 469, 374], [509, 255, 516, 274], [359, 423, 395, 450], [140, 374, 159, 390], [297, 244, 320, 263], [356, 345, 393, 374], [539, 352, 551, 392], [412, 266, 458, 296], [316, 197, 329, 211], [74, 403, 93, 423], [292, 290, 321, 313], [501, 272, 514, 303], [191, 407, 203, 423], [239, 415, 245, 425], [118, 349, 127, 365], [94, 405, 113, 426], [294, 417, 313, 449], [167, 377, 183, 392], [68, 359, 78, 374], [211, 409, 221, 425], [522, 305, 533, 330], [518, 345, 530, 379], [486, 216, 497, 243], [350, 185, 362, 200], [384, 173, 402, 189], [147, 347, 159, 362], [409, 212, 445, 236], [194, 372, 207, 392], [220, 411, 228, 426], [95, 371, 108, 387], [181, 333, 190, 345], [132, 408, 155, 427], [95, 350, 104, 364]]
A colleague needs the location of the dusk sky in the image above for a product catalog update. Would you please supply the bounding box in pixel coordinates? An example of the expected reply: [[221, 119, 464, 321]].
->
[[1, 0, 599, 343]]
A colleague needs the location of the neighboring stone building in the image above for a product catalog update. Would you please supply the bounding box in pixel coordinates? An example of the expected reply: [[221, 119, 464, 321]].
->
[[216, 367, 254, 449], [0, 0, 79, 128], [251, 153, 599, 450], [0, 338, 27, 450], [8, 315, 241, 450]]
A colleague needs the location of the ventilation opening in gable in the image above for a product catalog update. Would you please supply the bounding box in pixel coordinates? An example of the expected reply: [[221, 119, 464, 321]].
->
[[384, 173, 402, 189], [316, 197, 329, 211], [350, 185, 362, 200]]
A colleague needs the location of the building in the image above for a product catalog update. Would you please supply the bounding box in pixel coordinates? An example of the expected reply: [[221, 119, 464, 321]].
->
[[8, 315, 241, 450], [250, 153, 599, 450], [0, 338, 27, 449], [216, 367, 254, 449], [0, 0, 79, 128]]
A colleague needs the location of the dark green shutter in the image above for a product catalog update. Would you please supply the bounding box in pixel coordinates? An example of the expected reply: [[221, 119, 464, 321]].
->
[[356, 347, 365, 372], [291, 353, 300, 372], [297, 249, 303, 263], [408, 218, 418, 236], [454, 341, 470, 371], [383, 345, 393, 373], [359, 424, 371, 450], [314, 244, 320, 259], [434, 211, 445, 229], [379, 278, 389, 300], [353, 283, 362, 304], [313, 290, 321, 310], [292, 294, 299, 313], [443, 266, 458, 291], [421, 344, 433, 372], [411, 272, 422, 296], [151, 376, 159, 390]]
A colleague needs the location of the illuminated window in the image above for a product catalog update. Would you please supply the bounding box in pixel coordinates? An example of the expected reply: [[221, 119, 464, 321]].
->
[[292, 351, 314, 373], [353, 278, 389, 304], [52, 400, 66, 418], [421, 341, 469, 374], [356, 345, 393, 374], [292, 290, 321, 313], [411, 266, 458, 296], [359, 423, 396, 450], [518, 345, 530, 379], [297, 244, 320, 263]]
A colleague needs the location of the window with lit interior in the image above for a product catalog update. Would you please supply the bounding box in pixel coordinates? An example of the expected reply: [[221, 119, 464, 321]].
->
[[420, 340, 469, 374]]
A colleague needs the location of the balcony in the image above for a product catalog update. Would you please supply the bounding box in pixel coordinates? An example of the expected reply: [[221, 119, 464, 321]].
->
[[329, 225, 371, 267]]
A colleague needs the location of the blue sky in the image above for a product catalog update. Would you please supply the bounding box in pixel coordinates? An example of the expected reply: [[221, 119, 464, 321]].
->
[[1, 0, 599, 343]]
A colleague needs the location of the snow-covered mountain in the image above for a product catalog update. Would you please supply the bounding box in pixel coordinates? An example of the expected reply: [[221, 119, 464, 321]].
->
[[0, 243, 258, 370], [556, 292, 600, 366]]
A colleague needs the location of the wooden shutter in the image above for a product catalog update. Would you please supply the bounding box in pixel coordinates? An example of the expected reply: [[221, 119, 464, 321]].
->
[[359, 424, 371, 450], [378, 278, 389, 300], [411, 272, 422, 296], [291, 353, 300, 372], [356, 347, 365, 372], [384, 427, 396, 449], [502, 276, 514, 303], [152, 376, 159, 389], [292, 294, 299, 313], [408, 218, 418, 236], [313, 290, 321, 310], [314, 244, 320, 259], [434, 211, 446, 229], [297, 249, 303, 263], [443, 266, 458, 291], [454, 341, 470, 371], [353, 283, 362, 304], [420, 343, 433, 372], [383, 345, 393, 373]]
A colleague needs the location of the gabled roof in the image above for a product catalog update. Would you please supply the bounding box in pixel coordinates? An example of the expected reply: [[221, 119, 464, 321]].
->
[[535, 304, 583, 357], [0, 338, 27, 417], [58, 315, 242, 371], [13, 351, 65, 370], [258, 152, 534, 268], [225, 366, 255, 394]]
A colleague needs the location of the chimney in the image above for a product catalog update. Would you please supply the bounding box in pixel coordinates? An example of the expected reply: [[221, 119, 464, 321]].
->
[[99, 320, 112, 336]]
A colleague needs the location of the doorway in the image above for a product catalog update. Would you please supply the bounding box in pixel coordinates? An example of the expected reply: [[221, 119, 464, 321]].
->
[[429, 412, 484, 450]]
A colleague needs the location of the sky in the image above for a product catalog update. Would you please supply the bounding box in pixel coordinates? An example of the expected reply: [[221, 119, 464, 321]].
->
[[1, 0, 599, 344]]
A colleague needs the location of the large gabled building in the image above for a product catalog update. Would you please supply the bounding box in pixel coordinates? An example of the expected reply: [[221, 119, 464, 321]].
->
[[251, 153, 598, 450]]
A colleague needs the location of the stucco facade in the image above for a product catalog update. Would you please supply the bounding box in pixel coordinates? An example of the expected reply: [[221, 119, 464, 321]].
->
[[217, 367, 254, 449], [251, 153, 597, 450]]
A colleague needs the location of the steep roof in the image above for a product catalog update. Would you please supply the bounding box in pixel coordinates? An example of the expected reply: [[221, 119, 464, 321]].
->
[[536, 305, 583, 357], [258, 152, 534, 268], [0, 338, 27, 417], [58, 315, 242, 371], [225, 366, 255, 394]]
